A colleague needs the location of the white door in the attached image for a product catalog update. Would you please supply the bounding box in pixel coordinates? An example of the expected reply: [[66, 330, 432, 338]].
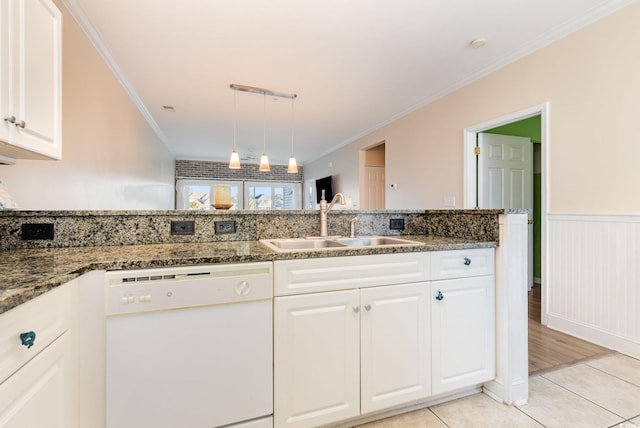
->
[[360, 283, 430, 414], [478, 133, 533, 289], [274, 290, 360, 428], [363, 166, 385, 209], [431, 276, 495, 395]]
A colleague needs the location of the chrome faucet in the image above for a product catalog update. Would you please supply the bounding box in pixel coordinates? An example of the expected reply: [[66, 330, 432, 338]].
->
[[319, 190, 346, 237], [349, 217, 358, 238]]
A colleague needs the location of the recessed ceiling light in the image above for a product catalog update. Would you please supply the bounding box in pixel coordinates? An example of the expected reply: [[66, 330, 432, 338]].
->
[[162, 105, 175, 112], [469, 37, 487, 49]]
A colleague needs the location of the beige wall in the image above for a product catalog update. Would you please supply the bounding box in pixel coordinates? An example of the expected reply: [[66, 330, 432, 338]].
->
[[364, 144, 385, 167], [306, 2, 640, 213], [0, 0, 175, 210]]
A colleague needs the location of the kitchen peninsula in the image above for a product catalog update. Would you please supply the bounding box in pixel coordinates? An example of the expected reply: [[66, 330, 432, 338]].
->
[[0, 209, 528, 428]]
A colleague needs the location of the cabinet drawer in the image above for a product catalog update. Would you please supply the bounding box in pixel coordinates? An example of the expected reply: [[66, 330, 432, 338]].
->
[[0, 284, 70, 384], [274, 253, 430, 296], [430, 248, 494, 280]]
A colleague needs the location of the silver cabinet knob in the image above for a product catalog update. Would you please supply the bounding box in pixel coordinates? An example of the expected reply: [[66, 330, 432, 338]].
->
[[4, 116, 16, 124], [364, 304, 372, 311], [353, 306, 360, 313], [15, 119, 26, 128]]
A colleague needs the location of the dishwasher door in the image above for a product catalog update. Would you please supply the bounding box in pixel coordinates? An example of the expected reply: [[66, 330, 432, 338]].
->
[[105, 264, 273, 428]]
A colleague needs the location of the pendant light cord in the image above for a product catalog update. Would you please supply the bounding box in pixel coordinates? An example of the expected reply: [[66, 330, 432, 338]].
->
[[233, 90, 237, 150], [290, 97, 294, 154]]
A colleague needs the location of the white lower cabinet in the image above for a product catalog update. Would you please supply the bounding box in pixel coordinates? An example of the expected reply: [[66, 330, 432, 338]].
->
[[274, 289, 360, 428], [431, 275, 495, 395], [0, 331, 74, 428], [360, 283, 430, 413], [274, 282, 430, 428], [0, 280, 78, 428], [274, 250, 496, 428]]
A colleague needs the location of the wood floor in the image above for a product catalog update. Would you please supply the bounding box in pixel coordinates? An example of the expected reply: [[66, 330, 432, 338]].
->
[[528, 283, 613, 375]]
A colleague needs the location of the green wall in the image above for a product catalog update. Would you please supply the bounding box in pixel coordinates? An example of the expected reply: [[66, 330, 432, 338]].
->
[[486, 115, 542, 280], [485, 115, 541, 143]]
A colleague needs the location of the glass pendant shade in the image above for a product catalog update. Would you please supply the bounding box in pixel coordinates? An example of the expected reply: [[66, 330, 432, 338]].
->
[[259, 152, 270, 171], [287, 155, 298, 173], [228, 149, 241, 169]]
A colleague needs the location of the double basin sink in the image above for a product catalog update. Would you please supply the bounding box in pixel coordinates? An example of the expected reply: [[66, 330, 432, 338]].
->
[[260, 236, 424, 252]]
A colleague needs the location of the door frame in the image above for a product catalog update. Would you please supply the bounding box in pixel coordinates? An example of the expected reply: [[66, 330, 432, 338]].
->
[[463, 102, 549, 325]]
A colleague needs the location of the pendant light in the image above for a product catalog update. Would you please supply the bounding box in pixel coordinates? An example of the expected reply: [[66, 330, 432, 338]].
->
[[287, 96, 298, 173], [229, 84, 295, 172], [228, 88, 241, 169], [258, 92, 270, 172]]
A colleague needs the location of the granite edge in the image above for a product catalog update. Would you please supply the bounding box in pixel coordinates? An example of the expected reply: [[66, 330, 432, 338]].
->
[[0, 237, 496, 315]]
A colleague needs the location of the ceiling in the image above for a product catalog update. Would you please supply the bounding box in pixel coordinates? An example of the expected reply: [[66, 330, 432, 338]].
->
[[62, 0, 635, 166]]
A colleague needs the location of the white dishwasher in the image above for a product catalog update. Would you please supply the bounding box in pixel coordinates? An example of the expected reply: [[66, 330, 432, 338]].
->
[[105, 262, 273, 428]]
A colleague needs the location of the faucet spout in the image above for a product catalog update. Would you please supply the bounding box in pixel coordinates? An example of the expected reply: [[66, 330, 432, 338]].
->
[[349, 217, 358, 238], [319, 192, 346, 237]]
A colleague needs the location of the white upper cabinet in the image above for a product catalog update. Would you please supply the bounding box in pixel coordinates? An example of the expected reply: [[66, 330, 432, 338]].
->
[[0, 0, 62, 161]]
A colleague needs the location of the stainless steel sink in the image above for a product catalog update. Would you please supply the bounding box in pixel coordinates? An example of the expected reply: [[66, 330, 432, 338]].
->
[[335, 236, 421, 247], [261, 238, 348, 251], [259, 236, 424, 252]]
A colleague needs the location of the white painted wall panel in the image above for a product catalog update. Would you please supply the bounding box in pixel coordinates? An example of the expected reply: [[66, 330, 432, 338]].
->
[[547, 214, 640, 357]]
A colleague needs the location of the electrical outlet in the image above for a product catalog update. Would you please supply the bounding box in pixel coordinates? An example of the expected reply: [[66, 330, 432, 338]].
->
[[21, 223, 55, 240], [214, 220, 236, 234], [170, 220, 195, 235], [389, 218, 405, 230]]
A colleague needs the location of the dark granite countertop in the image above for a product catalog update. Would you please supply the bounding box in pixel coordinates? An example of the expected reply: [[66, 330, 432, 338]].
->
[[0, 235, 496, 315]]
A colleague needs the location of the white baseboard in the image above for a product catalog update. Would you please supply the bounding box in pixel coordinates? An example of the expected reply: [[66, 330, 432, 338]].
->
[[547, 313, 640, 359]]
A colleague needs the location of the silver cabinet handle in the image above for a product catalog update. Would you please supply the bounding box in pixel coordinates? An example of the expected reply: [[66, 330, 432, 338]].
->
[[353, 306, 360, 313], [3, 116, 26, 128], [364, 304, 372, 311]]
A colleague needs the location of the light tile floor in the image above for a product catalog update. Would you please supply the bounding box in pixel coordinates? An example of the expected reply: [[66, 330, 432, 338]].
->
[[357, 353, 640, 428]]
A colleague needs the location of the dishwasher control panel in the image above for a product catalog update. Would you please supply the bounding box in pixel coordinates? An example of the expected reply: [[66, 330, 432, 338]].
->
[[105, 262, 273, 315]]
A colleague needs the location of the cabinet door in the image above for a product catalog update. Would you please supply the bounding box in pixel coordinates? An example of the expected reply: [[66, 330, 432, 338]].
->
[[274, 290, 360, 428], [360, 282, 430, 414], [0, 331, 76, 428], [12, 0, 62, 159], [1, 0, 61, 160], [0, 1, 10, 144], [431, 276, 495, 395]]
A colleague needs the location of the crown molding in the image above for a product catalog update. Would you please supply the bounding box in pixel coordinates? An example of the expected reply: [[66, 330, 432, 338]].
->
[[59, 0, 174, 155]]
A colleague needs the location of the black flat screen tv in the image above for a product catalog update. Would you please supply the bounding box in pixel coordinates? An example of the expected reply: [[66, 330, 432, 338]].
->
[[315, 176, 334, 204]]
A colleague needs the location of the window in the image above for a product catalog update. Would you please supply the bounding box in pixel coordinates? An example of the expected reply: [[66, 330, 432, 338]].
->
[[176, 180, 243, 210], [244, 181, 301, 210], [176, 179, 302, 210]]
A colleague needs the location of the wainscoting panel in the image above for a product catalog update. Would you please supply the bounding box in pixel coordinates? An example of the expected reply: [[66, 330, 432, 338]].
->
[[547, 214, 640, 357]]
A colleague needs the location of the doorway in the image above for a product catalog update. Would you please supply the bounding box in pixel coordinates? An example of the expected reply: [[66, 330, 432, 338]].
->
[[360, 142, 386, 210], [463, 103, 548, 324]]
